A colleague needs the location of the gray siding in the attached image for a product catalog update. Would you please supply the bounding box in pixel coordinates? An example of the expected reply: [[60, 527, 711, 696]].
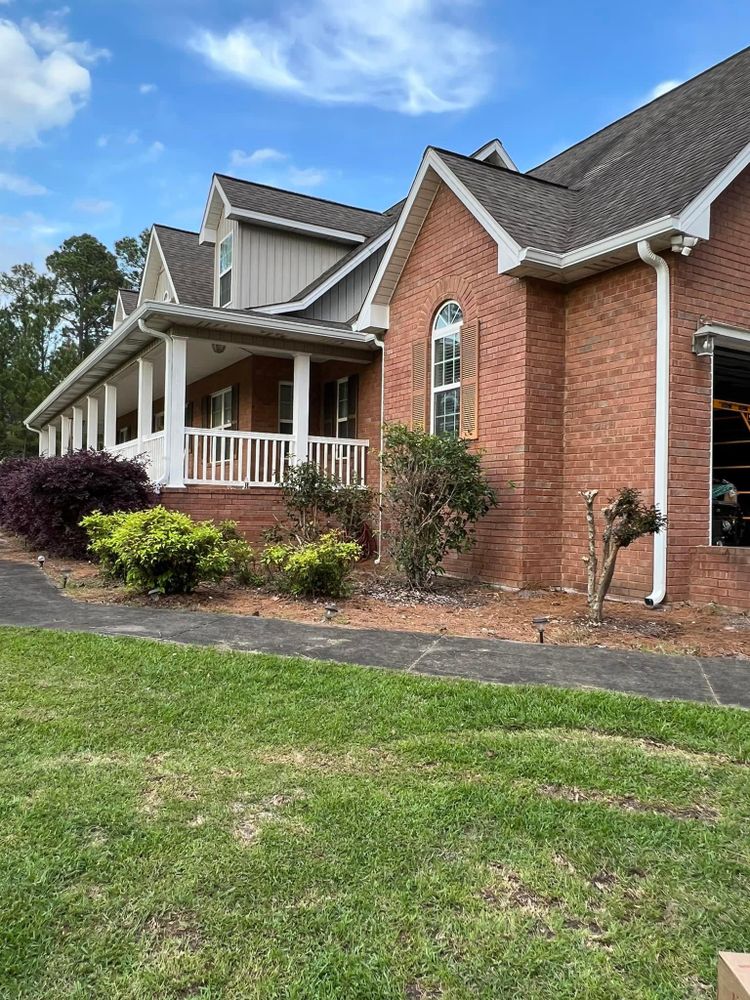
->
[[214, 213, 239, 308], [301, 245, 386, 322], [241, 225, 347, 308]]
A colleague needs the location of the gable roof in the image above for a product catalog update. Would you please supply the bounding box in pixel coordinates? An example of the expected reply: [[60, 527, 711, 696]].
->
[[152, 226, 214, 308], [117, 289, 138, 315], [530, 45, 750, 248], [206, 174, 388, 243]]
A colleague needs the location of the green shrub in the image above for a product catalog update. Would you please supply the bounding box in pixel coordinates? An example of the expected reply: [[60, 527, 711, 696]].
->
[[261, 531, 360, 597], [381, 423, 497, 589], [280, 460, 374, 547], [82, 506, 231, 594], [217, 520, 261, 585]]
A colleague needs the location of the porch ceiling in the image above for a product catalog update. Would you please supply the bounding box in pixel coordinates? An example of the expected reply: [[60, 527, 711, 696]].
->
[[26, 301, 378, 429]]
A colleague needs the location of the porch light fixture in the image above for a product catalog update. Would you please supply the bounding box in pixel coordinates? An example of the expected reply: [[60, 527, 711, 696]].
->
[[532, 616, 550, 643], [692, 331, 715, 357], [211, 343, 226, 355]]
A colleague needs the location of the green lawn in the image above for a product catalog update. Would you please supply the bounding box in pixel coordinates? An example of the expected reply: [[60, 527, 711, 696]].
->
[[0, 628, 749, 999]]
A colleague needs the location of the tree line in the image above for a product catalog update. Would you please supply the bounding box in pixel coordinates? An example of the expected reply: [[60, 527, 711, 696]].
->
[[0, 229, 150, 457]]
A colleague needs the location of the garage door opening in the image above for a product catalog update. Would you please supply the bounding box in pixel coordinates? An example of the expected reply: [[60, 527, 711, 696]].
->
[[712, 347, 750, 546]]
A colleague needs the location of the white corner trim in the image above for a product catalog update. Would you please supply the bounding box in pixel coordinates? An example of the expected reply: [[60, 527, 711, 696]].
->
[[472, 138, 518, 172], [357, 148, 522, 326], [152, 229, 180, 304], [258, 226, 395, 315], [137, 229, 179, 307], [199, 176, 232, 244], [678, 139, 750, 236]]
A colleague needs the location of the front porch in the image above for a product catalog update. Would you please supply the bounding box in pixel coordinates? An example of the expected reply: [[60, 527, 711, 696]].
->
[[34, 304, 379, 493]]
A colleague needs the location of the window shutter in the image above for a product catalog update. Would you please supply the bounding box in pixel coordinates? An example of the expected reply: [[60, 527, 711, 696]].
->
[[323, 381, 336, 437], [231, 383, 240, 429], [459, 320, 479, 440], [347, 374, 359, 437], [411, 340, 427, 430], [201, 395, 210, 428]]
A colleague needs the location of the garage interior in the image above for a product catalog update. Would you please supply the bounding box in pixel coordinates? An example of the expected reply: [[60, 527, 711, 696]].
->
[[712, 347, 750, 546]]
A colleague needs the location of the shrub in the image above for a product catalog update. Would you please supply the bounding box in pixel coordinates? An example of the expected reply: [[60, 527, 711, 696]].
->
[[82, 506, 231, 594], [261, 531, 360, 597], [580, 487, 666, 623], [217, 520, 261, 585], [0, 451, 155, 558], [280, 460, 374, 551], [380, 423, 497, 589]]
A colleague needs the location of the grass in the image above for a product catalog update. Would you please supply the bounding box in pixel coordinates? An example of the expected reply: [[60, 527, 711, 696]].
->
[[0, 627, 748, 999]]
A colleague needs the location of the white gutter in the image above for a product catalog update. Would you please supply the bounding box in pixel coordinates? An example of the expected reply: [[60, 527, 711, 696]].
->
[[367, 334, 386, 563], [637, 239, 670, 606]]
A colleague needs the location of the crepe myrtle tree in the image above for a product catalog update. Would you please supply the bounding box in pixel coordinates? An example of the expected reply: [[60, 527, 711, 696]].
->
[[580, 487, 666, 624], [381, 423, 497, 590]]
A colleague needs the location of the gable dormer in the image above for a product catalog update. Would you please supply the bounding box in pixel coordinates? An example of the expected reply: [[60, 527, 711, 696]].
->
[[138, 227, 178, 306], [471, 138, 518, 171], [113, 288, 138, 329]]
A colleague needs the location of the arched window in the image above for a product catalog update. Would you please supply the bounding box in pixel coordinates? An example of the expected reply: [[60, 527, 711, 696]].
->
[[431, 301, 462, 436]]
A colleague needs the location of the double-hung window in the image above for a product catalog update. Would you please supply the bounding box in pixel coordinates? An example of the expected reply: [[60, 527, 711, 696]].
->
[[219, 233, 232, 307], [431, 301, 462, 437], [278, 382, 294, 435], [210, 386, 233, 462]]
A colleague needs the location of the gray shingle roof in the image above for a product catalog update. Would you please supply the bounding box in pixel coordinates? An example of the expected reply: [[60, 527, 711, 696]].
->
[[118, 289, 138, 315], [153, 226, 214, 307], [528, 46, 750, 249], [215, 174, 387, 239]]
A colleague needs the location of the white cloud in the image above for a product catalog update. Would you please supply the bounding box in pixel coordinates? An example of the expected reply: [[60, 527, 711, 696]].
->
[[147, 140, 165, 158], [73, 197, 114, 214], [191, 0, 494, 114], [0, 15, 103, 148], [139, 82, 157, 95], [646, 79, 683, 102], [228, 148, 327, 189], [0, 171, 48, 195]]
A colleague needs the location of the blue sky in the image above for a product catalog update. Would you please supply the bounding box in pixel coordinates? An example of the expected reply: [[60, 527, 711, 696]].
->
[[2, 0, 750, 272]]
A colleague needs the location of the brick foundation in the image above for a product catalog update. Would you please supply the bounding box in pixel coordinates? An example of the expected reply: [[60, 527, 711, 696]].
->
[[161, 486, 286, 548]]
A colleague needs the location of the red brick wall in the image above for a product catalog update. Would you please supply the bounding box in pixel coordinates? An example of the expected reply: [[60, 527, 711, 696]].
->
[[161, 486, 285, 548], [689, 546, 750, 610], [562, 260, 658, 598]]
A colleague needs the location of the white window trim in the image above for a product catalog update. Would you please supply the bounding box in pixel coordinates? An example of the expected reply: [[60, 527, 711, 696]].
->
[[218, 233, 233, 308], [210, 386, 233, 462], [278, 381, 293, 435], [430, 302, 462, 436], [336, 377, 350, 438]]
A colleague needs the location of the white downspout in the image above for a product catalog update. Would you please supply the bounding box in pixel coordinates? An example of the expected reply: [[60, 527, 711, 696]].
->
[[637, 240, 670, 606], [368, 334, 386, 564]]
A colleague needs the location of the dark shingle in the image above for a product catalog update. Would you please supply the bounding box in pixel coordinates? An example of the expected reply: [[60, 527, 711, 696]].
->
[[153, 226, 214, 307], [118, 289, 138, 315], [529, 46, 750, 248], [215, 174, 387, 239]]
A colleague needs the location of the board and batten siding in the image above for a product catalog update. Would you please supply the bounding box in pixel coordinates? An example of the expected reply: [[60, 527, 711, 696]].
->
[[213, 213, 239, 308], [301, 245, 387, 322]]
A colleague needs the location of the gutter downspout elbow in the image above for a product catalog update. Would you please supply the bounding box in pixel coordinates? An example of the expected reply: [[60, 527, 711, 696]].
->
[[637, 239, 670, 607], [367, 334, 386, 564]]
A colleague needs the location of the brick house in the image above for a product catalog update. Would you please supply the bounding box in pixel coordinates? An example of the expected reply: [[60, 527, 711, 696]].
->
[[25, 50, 750, 609]]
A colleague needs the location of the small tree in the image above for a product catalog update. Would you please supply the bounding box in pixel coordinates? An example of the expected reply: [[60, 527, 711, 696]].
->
[[580, 487, 666, 624], [381, 423, 497, 589]]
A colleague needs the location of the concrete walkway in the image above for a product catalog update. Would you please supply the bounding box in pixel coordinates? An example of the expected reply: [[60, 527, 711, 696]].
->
[[0, 558, 747, 708]]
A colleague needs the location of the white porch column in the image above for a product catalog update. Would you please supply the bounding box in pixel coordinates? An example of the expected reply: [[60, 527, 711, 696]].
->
[[103, 383, 117, 449], [291, 352, 311, 465], [71, 406, 84, 451], [137, 357, 154, 443], [60, 414, 71, 455], [38, 429, 48, 456], [86, 395, 99, 449], [164, 336, 187, 487], [47, 423, 57, 456]]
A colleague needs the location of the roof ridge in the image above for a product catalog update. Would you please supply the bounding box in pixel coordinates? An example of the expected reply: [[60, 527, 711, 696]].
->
[[530, 44, 750, 175], [153, 223, 201, 237], [214, 172, 386, 218], [430, 146, 573, 191]]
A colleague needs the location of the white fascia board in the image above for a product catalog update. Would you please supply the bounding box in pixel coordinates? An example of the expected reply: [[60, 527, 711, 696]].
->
[[137, 229, 158, 308], [516, 215, 683, 273], [199, 176, 231, 244], [356, 149, 522, 329], [678, 140, 750, 236], [473, 138, 518, 172], [150, 229, 180, 303], [258, 226, 394, 315], [226, 206, 366, 244]]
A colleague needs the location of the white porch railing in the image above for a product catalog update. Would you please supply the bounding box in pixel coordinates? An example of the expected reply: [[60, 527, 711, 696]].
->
[[183, 428, 293, 486], [308, 435, 368, 485], [110, 430, 167, 483]]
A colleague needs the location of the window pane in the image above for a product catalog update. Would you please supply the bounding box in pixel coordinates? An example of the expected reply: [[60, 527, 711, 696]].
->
[[434, 387, 460, 436], [337, 381, 348, 420], [279, 384, 293, 423], [219, 235, 232, 272], [435, 301, 463, 329], [219, 270, 231, 307], [433, 332, 460, 388]]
